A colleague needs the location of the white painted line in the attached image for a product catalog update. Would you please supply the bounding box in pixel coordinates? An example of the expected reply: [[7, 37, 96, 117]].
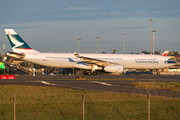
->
[[41, 81, 56, 86], [90, 81, 112, 86]]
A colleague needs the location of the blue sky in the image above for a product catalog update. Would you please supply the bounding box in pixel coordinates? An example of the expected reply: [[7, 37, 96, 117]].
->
[[0, 0, 180, 53]]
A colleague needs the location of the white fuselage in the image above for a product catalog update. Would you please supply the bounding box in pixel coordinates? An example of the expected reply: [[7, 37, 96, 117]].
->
[[5, 29, 176, 71], [20, 52, 174, 69]]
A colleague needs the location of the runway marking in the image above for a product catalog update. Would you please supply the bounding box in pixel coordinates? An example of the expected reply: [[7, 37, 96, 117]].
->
[[90, 81, 112, 86], [41, 81, 87, 90], [41, 81, 56, 86]]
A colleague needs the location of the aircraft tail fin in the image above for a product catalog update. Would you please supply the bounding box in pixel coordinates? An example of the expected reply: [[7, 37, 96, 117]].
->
[[162, 51, 169, 56], [4, 29, 38, 53]]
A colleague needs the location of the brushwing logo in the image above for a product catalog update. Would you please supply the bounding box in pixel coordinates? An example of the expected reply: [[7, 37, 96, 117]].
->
[[8, 32, 24, 49]]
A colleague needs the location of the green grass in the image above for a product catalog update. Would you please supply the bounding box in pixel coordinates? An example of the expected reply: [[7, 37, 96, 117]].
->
[[0, 85, 179, 120], [132, 82, 180, 92]]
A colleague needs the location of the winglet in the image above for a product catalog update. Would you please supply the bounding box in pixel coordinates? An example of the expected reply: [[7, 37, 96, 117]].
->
[[162, 51, 169, 56]]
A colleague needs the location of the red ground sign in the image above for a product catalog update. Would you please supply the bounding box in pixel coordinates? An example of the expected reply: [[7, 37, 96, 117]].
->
[[0, 75, 15, 79]]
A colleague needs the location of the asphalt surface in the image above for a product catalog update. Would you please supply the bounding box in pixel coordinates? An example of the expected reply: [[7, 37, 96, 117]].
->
[[0, 75, 180, 98]]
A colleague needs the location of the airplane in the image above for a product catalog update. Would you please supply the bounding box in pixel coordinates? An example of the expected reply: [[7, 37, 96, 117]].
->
[[4, 29, 176, 75], [162, 51, 169, 56]]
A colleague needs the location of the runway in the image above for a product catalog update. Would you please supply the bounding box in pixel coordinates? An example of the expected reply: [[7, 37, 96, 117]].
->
[[0, 75, 180, 98]]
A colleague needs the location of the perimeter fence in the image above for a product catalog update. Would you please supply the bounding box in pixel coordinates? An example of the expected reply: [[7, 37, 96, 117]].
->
[[0, 88, 180, 120]]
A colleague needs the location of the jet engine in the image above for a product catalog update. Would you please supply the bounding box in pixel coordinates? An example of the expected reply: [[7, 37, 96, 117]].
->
[[103, 65, 124, 73]]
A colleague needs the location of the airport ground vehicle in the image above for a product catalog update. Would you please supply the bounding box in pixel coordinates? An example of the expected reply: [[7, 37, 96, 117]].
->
[[17, 66, 21, 70], [10, 63, 14, 67], [0, 62, 5, 70]]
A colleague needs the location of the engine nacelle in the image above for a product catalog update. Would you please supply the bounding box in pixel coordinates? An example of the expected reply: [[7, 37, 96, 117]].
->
[[103, 65, 124, 73]]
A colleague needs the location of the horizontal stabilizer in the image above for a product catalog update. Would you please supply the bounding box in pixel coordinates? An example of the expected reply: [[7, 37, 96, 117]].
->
[[8, 51, 25, 58]]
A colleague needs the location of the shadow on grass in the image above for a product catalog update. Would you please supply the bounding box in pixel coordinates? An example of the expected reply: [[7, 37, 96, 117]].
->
[[1, 111, 6, 120], [58, 108, 67, 120], [169, 106, 180, 118], [114, 107, 126, 120]]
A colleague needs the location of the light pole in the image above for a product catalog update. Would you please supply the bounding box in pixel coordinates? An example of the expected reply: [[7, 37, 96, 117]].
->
[[0, 44, 5, 62], [3, 44, 5, 61], [1, 44, 5, 74], [77, 38, 81, 53], [122, 33, 126, 54], [150, 19, 153, 54], [95, 36, 99, 53], [152, 30, 157, 54]]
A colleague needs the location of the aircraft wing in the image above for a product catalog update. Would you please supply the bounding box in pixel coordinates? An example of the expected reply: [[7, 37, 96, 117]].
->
[[74, 52, 117, 66]]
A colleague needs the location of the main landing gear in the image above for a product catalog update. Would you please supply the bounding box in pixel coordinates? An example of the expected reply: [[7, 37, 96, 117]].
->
[[157, 72, 160, 75], [83, 71, 97, 75]]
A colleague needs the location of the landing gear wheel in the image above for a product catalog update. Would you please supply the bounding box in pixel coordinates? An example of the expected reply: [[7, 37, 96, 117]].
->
[[88, 72, 92, 75], [83, 72, 87, 75], [93, 72, 97, 75], [157, 72, 160, 75]]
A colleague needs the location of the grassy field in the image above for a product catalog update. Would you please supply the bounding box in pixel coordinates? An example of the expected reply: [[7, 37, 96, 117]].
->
[[132, 82, 180, 92], [0, 85, 179, 120]]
